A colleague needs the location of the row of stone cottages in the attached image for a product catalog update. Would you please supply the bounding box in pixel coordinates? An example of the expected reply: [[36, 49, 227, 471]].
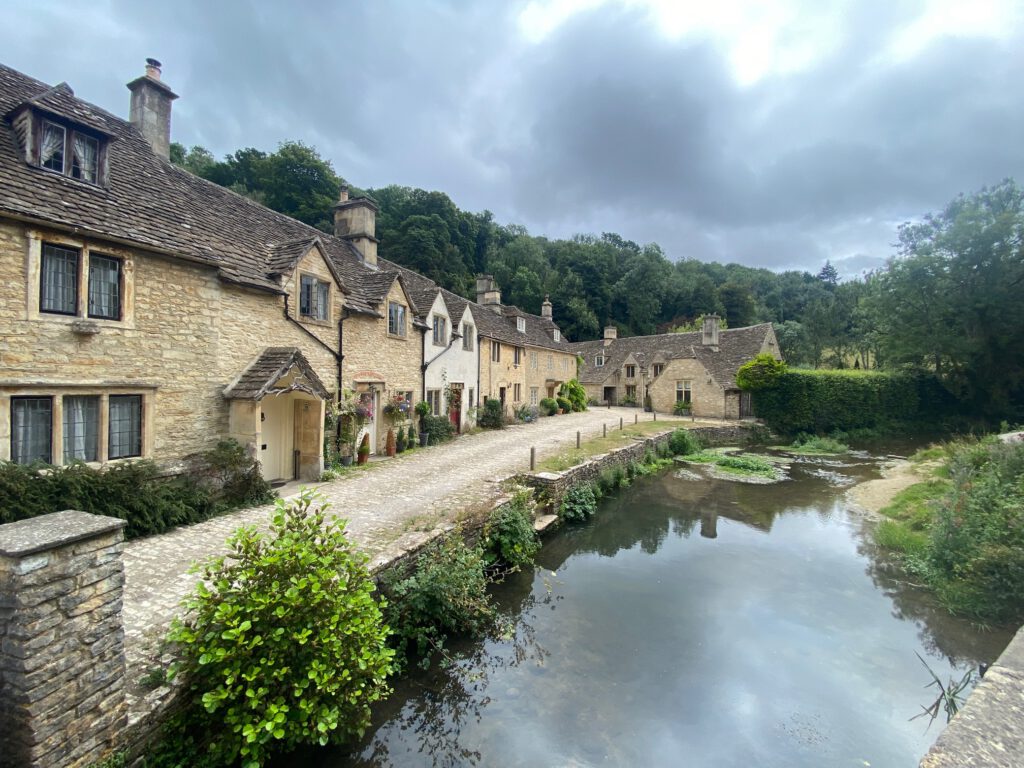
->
[[0, 60, 778, 483]]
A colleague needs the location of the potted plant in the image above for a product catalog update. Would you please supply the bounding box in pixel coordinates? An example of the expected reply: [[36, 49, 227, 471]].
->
[[383, 393, 410, 423], [396, 426, 406, 453], [644, 394, 653, 413], [673, 400, 692, 417], [357, 433, 370, 465], [386, 428, 397, 457], [415, 400, 431, 446]]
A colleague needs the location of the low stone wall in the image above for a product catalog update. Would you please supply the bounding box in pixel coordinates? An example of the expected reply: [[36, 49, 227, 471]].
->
[[519, 424, 755, 513], [919, 624, 1024, 767], [0, 511, 128, 768]]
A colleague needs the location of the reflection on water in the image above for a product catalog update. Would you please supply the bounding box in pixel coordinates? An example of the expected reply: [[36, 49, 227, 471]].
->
[[308, 450, 1013, 768]]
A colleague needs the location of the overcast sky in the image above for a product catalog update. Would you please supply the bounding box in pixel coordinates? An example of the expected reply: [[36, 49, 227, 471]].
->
[[4, 0, 1023, 277]]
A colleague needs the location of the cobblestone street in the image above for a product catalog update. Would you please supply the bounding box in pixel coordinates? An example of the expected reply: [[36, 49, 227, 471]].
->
[[121, 407, 702, 710]]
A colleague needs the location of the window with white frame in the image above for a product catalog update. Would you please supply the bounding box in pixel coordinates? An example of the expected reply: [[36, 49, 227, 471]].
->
[[299, 274, 330, 321], [427, 389, 442, 416], [517, 317, 526, 333], [547, 354, 553, 370], [513, 383, 522, 402], [388, 302, 406, 337], [462, 323, 474, 350], [432, 315, 447, 345], [676, 380, 692, 404], [491, 340, 501, 362], [553, 329, 561, 342], [513, 347, 523, 366], [530, 387, 539, 405], [595, 354, 605, 367], [530, 351, 538, 369]]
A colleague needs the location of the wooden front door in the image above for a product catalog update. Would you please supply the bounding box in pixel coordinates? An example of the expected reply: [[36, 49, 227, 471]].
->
[[448, 383, 463, 432]]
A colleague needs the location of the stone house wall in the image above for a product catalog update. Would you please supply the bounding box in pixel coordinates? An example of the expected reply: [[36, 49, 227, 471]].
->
[[0, 220, 340, 468], [648, 358, 727, 418], [478, 337, 527, 414], [524, 348, 577, 405], [341, 278, 422, 450]]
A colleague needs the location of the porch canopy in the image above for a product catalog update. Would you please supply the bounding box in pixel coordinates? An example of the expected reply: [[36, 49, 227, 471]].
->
[[224, 347, 330, 482]]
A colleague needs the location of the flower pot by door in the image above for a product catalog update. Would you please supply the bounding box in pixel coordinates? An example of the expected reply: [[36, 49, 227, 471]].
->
[[419, 432, 429, 447]]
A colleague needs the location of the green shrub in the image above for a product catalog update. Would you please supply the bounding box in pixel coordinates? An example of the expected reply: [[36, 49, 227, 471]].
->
[[193, 439, 274, 508], [483, 491, 539, 569], [559, 483, 597, 522], [421, 415, 456, 445], [0, 455, 246, 539], [597, 466, 628, 494], [673, 400, 692, 416], [875, 519, 929, 557], [668, 429, 702, 456], [556, 396, 573, 413], [165, 491, 394, 767], [736, 353, 787, 390], [558, 379, 588, 412], [714, 454, 776, 477], [539, 397, 559, 416], [788, 434, 849, 454], [381, 534, 500, 666], [478, 398, 505, 429], [414, 400, 431, 419], [749, 369, 957, 436]]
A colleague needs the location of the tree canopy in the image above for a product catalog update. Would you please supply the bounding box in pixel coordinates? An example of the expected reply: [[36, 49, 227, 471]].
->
[[170, 141, 1023, 420]]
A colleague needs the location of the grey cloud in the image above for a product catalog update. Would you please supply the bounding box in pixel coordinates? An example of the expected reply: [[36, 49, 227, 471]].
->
[[1, 0, 1022, 276]]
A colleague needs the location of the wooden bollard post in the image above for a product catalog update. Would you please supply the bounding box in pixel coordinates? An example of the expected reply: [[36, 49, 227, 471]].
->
[[576, 430, 581, 449], [620, 417, 623, 430], [530, 446, 536, 471], [653, 411, 657, 421], [634, 413, 638, 424], [603, 423, 607, 438]]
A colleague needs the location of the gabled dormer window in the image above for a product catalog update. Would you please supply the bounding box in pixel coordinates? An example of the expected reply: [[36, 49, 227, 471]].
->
[[625, 364, 636, 378], [38, 119, 102, 184], [517, 317, 526, 333], [595, 354, 605, 367], [553, 329, 561, 342]]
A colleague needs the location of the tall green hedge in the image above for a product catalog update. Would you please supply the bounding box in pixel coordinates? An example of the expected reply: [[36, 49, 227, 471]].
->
[[751, 369, 956, 435]]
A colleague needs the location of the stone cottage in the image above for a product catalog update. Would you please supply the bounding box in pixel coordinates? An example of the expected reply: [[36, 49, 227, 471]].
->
[[471, 277, 577, 415], [568, 315, 780, 419]]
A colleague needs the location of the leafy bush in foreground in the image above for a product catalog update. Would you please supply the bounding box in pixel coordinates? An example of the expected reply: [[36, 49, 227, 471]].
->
[[166, 491, 393, 767], [559, 483, 598, 522], [668, 429, 702, 457], [483, 491, 540, 570]]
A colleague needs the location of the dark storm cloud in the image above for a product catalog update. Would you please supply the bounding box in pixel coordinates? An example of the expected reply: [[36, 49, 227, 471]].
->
[[2, 1, 1022, 277]]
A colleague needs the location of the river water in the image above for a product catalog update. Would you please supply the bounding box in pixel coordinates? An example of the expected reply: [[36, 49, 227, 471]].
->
[[315, 450, 1013, 768]]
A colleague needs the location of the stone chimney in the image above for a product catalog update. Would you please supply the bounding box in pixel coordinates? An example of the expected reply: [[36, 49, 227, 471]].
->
[[603, 326, 617, 346], [127, 58, 178, 160], [702, 314, 720, 349], [475, 275, 502, 313], [333, 186, 379, 267], [541, 295, 553, 319]]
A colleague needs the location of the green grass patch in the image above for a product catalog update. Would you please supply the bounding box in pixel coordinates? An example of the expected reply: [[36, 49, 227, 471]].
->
[[678, 451, 721, 464], [878, 479, 950, 530], [787, 435, 849, 455], [875, 519, 929, 556], [713, 454, 778, 478]]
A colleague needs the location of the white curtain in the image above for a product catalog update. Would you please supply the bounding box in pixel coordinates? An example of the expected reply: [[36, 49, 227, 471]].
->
[[89, 256, 118, 318], [73, 134, 98, 182], [40, 122, 64, 169], [12, 399, 50, 464], [316, 281, 329, 319], [63, 396, 98, 462]]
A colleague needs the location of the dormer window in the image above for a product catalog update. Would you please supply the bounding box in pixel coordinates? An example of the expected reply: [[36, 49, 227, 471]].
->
[[595, 354, 605, 367], [553, 329, 561, 342], [38, 119, 101, 184], [517, 317, 526, 333], [625, 364, 636, 378]]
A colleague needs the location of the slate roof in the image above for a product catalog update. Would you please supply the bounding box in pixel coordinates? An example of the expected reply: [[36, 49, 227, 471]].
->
[[0, 63, 384, 316], [469, 302, 570, 353], [568, 323, 774, 389], [223, 347, 330, 400]]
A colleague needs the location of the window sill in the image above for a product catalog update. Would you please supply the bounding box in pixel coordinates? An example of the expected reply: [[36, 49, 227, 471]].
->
[[33, 312, 134, 331], [387, 333, 408, 341], [298, 315, 333, 328]]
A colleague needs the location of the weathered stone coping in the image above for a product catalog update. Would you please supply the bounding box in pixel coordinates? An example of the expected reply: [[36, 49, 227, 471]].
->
[[920, 624, 1024, 767], [0, 509, 126, 557]]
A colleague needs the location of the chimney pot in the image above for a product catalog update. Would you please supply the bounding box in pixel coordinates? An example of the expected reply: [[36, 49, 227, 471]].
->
[[332, 193, 378, 267], [475, 274, 502, 310], [127, 59, 178, 160], [603, 326, 617, 346], [338, 185, 349, 203], [541, 294, 553, 319]]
